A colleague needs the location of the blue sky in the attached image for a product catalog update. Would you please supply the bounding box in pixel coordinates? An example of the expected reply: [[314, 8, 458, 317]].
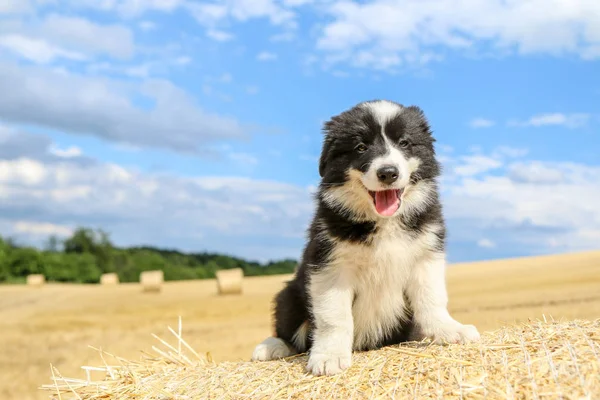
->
[[0, 0, 599, 263]]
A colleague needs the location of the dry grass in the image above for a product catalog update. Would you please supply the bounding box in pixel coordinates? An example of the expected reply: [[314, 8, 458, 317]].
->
[[41, 316, 600, 399], [2, 250, 600, 399]]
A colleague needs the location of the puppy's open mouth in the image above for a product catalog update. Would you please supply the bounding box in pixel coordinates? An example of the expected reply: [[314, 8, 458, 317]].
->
[[368, 189, 403, 217]]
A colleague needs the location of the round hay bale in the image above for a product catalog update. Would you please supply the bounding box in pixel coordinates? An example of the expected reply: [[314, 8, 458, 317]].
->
[[140, 270, 163, 293], [26, 274, 45, 287], [100, 273, 119, 285], [216, 268, 243, 295]]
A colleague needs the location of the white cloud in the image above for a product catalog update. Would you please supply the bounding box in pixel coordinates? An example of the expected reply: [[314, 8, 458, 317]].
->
[[64, 0, 184, 17], [1, 127, 599, 261], [443, 154, 600, 254], [188, 0, 297, 39], [13, 221, 74, 237], [257, 51, 278, 61], [0, 146, 314, 259], [0, 35, 86, 64], [509, 112, 591, 129], [469, 118, 495, 129], [315, 0, 600, 70], [0, 125, 93, 164], [0, 0, 31, 14], [477, 238, 495, 249], [283, 0, 313, 6], [0, 62, 248, 153], [0, 158, 48, 186], [118, 0, 183, 16], [507, 162, 567, 185], [41, 14, 135, 60], [48, 145, 83, 158], [206, 29, 234, 42], [453, 155, 503, 177], [138, 20, 157, 31], [87, 62, 154, 79], [0, 14, 135, 63]]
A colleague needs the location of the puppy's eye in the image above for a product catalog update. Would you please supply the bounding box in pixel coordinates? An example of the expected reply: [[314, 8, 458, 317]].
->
[[399, 140, 410, 148], [356, 143, 368, 153]]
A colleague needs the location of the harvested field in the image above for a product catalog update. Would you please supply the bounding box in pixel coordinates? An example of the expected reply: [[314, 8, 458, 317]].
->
[[1, 250, 599, 399]]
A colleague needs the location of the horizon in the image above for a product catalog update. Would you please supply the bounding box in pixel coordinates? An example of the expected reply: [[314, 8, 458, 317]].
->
[[1, 0, 599, 264]]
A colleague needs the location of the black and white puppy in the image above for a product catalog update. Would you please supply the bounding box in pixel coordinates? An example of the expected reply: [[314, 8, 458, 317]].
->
[[251, 100, 480, 376]]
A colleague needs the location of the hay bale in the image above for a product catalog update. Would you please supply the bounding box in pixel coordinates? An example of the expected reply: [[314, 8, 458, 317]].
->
[[26, 274, 45, 287], [41, 317, 600, 399], [100, 273, 119, 285], [140, 270, 163, 293], [216, 268, 243, 295]]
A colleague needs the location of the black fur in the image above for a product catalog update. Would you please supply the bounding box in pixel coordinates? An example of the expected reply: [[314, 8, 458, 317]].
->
[[272, 100, 445, 353]]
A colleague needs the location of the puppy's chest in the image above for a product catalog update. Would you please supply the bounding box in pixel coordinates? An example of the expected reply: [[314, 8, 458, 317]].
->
[[333, 235, 416, 349]]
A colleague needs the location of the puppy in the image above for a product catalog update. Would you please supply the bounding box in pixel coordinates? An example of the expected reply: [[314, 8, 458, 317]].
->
[[251, 100, 480, 376]]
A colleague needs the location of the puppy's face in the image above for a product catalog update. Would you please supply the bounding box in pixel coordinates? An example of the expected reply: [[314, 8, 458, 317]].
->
[[319, 100, 440, 219]]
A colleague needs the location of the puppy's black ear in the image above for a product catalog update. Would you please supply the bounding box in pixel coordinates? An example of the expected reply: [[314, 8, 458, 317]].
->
[[318, 135, 334, 177], [318, 118, 337, 177], [406, 105, 436, 143]]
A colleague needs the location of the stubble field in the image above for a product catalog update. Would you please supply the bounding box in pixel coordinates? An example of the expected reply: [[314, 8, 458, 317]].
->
[[2, 250, 600, 400]]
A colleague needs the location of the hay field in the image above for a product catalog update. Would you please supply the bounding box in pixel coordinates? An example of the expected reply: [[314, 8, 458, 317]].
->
[[2, 251, 600, 400]]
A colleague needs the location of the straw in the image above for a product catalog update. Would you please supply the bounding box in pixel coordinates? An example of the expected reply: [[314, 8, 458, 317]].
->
[[40, 316, 600, 399]]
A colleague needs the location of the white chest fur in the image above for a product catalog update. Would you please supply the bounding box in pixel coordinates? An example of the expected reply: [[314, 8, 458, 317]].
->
[[327, 224, 431, 350]]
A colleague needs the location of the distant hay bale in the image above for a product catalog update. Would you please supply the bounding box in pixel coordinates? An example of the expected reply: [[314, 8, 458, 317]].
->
[[41, 317, 600, 399], [26, 274, 45, 287], [100, 273, 119, 285], [216, 268, 243, 295], [140, 270, 163, 293]]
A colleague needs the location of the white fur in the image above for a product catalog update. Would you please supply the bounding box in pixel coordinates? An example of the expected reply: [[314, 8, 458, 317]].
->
[[291, 321, 309, 352], [251, 337, 297, 361], [406, 252, 480, 344], [306, 216, 479, 375], [307, 220, 455, 376], [307, 265, 354, 375], [361, 100, 404, 128]]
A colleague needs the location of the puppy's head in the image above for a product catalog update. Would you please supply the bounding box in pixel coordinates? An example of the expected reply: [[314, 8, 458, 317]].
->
[[318, 100, 440, 220]]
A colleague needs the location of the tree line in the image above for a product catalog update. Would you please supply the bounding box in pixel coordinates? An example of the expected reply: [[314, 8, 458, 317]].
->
[[0, 227, 297, 284]]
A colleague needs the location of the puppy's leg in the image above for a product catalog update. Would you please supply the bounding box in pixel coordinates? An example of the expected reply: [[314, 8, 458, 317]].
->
[[407, 252, 480, 344], [306, 268, 354, 376], [251, 337, 297, 361], [252, 281, 305, 361]]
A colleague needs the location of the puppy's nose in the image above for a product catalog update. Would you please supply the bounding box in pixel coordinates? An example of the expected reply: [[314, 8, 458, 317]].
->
[[376, 165, 399, 185]]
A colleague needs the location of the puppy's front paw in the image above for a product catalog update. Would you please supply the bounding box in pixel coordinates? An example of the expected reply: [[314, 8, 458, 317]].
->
[[306, 352, 352, 376], [423, 320, 481, 345]]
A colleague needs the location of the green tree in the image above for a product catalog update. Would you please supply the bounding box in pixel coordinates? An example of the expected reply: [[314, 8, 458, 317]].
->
[[0, 238, 10, 282], [44, 235, 62, 253], [63, 227, 114, 272], [7, 247, 45, 276]]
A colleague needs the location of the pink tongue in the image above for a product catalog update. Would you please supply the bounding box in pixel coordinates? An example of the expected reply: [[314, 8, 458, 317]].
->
[[374, 190, 400, 216]]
